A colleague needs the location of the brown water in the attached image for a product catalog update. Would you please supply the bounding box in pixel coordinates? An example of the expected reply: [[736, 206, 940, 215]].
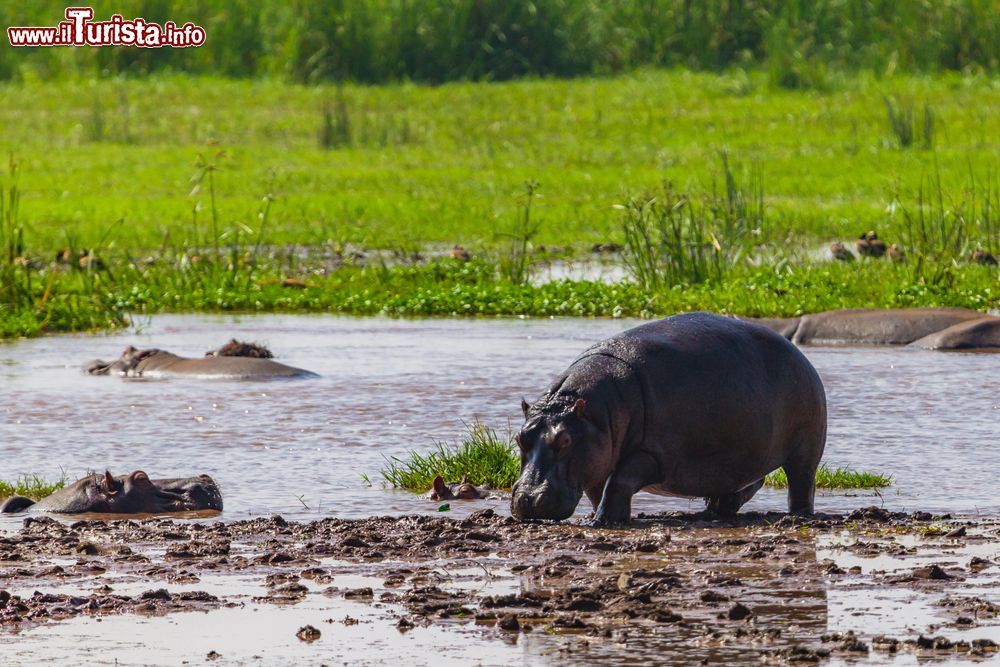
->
[[1, 313, 999, 530]]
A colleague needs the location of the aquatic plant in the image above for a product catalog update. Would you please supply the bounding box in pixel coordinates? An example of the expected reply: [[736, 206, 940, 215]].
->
[[0, 474, 66, 500], [379, 421, 520, 492], [765, 465, 892, 490]]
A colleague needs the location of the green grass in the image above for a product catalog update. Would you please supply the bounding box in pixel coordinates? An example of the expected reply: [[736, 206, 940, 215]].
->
[[765, 465, 892, 490], [0, 474, 66, 501], [1, 70, 1000, 337], [380, 421, 520, 492], [381, 425, 891, 494]]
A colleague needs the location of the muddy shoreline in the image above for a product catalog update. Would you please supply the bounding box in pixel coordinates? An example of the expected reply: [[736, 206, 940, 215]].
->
[[2, 508, 998, 665]]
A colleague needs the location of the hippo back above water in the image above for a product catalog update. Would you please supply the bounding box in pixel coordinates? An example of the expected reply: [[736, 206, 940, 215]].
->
[[86, 345, 317, 379], [511, 312, 827, 526]]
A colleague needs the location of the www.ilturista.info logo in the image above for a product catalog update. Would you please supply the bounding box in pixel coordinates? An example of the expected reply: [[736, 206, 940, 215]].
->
[[7, 7, 205, 48]]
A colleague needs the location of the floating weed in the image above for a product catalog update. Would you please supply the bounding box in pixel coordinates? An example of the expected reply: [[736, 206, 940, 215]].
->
[[765, 465, 892, 490], [0, 474, 67, 500], [379, 421, 519, 492]]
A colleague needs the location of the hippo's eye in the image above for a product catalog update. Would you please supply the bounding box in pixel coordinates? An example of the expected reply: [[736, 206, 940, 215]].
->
[[514, 432, 527, 450], [552, 431, 572, 451]]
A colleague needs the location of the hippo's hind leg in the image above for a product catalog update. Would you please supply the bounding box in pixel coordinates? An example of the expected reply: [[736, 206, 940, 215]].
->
[[782, 440, 824, 516], [706, 478, 765, 516]]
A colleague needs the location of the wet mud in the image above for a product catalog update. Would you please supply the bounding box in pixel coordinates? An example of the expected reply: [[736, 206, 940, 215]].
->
[[2, 508, 998, 665]]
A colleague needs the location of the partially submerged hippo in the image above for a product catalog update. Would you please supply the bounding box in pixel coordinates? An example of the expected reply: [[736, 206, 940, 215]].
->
[[86, 345, 317, 379], [910, 317, 1000, 350], [426, 475, 494, 501], [0, 470, 223, 514], [511, 312, 827, 526], [791, 308, 991, 346]]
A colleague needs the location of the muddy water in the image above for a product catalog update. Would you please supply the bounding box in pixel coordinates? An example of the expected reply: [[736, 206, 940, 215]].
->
[[2, 314, 999, 531]]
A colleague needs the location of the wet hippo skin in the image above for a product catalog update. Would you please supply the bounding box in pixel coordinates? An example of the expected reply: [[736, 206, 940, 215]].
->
[[511, 312, 827, 526], [86, 346, 317, 379], [0, 471, 223, 514], [791, 308, 992, 346], [909, 317, 1000, 350]]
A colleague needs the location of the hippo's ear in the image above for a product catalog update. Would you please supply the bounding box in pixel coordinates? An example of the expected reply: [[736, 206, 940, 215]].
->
[[521, 398, 530, 417], [430, 475, 447, 500], [102, 470, 119, 496], [572, 398, 587, 418]]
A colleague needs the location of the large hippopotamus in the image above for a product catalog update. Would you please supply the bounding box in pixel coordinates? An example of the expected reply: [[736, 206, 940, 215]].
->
[[511, 312, 827, 526], [86, 345, 317, 379], [789, 308, 991, 346], [0, 470, 223, 514]]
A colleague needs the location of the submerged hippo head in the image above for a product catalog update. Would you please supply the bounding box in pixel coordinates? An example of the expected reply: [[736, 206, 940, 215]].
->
[[427, 475, 487, 501], [511, 397, 611, 522], [0, 470, 223, 514], [85, 346, 161, 375]]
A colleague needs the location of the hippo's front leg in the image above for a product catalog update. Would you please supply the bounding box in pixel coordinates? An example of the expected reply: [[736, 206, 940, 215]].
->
[[589, 450, 660, 527]]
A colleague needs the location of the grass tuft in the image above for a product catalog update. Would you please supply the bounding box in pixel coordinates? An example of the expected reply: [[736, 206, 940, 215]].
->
[[765, 465, 892, 490], [380, 421, 520, 492], [0, 474, 66, 501]]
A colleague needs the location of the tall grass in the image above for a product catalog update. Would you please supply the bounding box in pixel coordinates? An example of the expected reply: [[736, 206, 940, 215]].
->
[[621, 155, 763, 290], [496, 181, 541, 285], [889, 167, 1000, 284], [884, 96, 935, 150], [2, 1, 1000, 85]]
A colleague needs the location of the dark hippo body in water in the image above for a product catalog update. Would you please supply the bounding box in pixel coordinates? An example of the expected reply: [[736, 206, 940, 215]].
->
[[86, 346, 317, 379], [0, 470, 223, 514], [511, 312, 827, 526], [790, 308, 990, 346]]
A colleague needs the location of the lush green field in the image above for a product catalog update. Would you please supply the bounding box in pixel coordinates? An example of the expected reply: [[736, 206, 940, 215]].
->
[[2, 70, 999, 337], [2, 71, 1000, 249]]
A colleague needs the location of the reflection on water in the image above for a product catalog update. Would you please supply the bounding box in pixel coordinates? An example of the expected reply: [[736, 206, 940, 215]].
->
[[2, 313, 1000, 532]]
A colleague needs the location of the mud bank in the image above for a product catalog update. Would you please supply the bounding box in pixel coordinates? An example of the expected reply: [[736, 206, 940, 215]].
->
[[1, 509, 998, 665]]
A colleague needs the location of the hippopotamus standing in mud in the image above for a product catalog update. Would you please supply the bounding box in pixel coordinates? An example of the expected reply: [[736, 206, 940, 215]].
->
[[511, 312, 827, 526], [0, 470, 223, 514], [86, 345, 317, 379]]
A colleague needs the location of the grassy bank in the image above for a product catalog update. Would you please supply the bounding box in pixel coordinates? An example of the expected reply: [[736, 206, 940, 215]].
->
[[379, 424, 891, 493], [2, 71, 999, 337]]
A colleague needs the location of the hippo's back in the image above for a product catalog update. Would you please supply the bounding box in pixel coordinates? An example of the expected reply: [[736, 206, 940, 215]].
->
[[140, 354, 317, 379]]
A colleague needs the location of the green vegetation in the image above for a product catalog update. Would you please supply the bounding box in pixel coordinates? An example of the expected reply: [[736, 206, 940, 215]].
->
[[380, 425, 890, 493], [765, 465, 892, 490], [1, 70, 999, 338], [3, 1, 999, 85], [380, 422, 519, 491], [0, 474, 66, 500]]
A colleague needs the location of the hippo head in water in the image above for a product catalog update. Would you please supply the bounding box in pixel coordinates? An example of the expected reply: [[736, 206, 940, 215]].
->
[[426, 475, 490, 501], [85, 346, 160, 375], [0, 471, 223, 514], [511, 397, 613, 521]]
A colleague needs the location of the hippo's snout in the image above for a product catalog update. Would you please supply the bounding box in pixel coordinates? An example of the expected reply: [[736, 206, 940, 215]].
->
[[511, 477, 579, 522]]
